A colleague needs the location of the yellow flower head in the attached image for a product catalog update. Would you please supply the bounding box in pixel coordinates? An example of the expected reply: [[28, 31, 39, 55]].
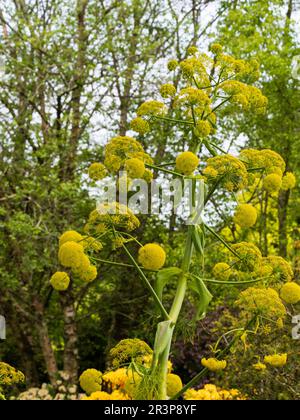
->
[[0, 362, 25, 387], [212, 262, 232, 281], [263, 256, 294, 282], [79, 369, 102, 395], [263, 173, 282, 193], [124, 158, 145, 179], [236, 287, 286, 319], [167, 374, 183, 397], [201, 358, 227, 372], [233, 204, 257, 228], [137, 100, 167, 117], [210, 43, 223, 55], [187, 46, 198, 56], [175, 151, 200, 175], [59, 230, 83, 248], [280, 282, 300, 304], [232, 242, 262, 271], [50, 272, 70, 291], [175, 87, 211, 107], [103, 368, 129, 389], [88, 163, 107, 181], [205, 155, 248, 192], [281, 172, 296, 191], [253, 362, 267, 371], [167, 59, 178, 71], [108, 338, 152, 369], [79, 265, 98, 283], [264, 353, 287, 368], [130, 117, 150, 135], [138, 243, 166, 270], [83, 391, 111, 400], [194, 120, 212, 138], [58, 241, 85, 268], [160, 83, 176, 98]]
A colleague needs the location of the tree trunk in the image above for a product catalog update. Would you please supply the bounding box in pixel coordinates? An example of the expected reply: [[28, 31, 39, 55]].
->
[[60, 293, 79, 384], [33, 298, 58, 387], [278, 189, 290, 258]]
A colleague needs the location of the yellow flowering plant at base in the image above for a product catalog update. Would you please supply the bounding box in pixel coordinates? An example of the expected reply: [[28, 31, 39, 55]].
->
[[50, 44, 297, 401]]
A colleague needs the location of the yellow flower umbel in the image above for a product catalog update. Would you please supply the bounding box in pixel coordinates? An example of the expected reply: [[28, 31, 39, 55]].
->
[[88, 163, 107, 181], [138, 243, 166, 270], [167, 59, 178, 71], [280, 282, 300, 304], [263, 173, 282, 193], [166, 374, 183, 397], [82, 391, 111, 400], [232, 242, 262, 271], [50, 272, 70, 291], [108, 338, 152, 369], [59, 230, 83, 248], [137, 100, 167, 117], [194, 120, 212, 138], [130, 117, 150, 135], [79, 369, 102, 395], [0, 362, 25, 387], [281, 172, 296, 191], [58, 241, 85, 268], [233, 204, 257, 228], [124, 158, 145, 179], [184, 384, 244, 401], [212, 262, 232, 280], [204, 155, 248, 192], [175, 151, 200, 175], [263, 256, 294, 282], [236, 287, 286, 320], [160, 83, 176, 98], [201, 358, 227, 372], [253, 362, 267, 371], [264, 353, 287, 368], [79, 265, 98, 283]]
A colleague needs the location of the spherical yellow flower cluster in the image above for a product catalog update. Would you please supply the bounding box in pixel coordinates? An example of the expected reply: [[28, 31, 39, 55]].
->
[[204, 155, 248, 192], [137, 100, 167, 117], [104, 135, 153, 175], [85, 202, 140, 235], [184, 384, 244, 400], [57, 236, 97, 290], [263, 256, 294, 282], [124, 157, 145, 179], [138, 243, 166, 270], [212, 262, 232, 280], [108, 338, 152, 369], [166, 374, 183, 397], [264, 353, 287, 368], [201, 358, 227, 372], [281, 172, 296, 191], [187, 46, 198, 56], [50, 272, 70, 291], [263, 173, 282, 193], [233, 204, 257, 228], [160, 83, 176, 98], [194, 120, 212, 138], [79, 369, 102, 395], [236, 287, 287, 320], [219, 81, 268, 114], [103, 368, 129, 389], [130, 117, 150, 135], [209, 43, 223, 55], [175, 151, 199, 175], [175, 87, 211, 108], [0, 362, 25, 387], [167, 59, 178, 71], [280, 282, 300, 304], [59, 230, 83, 248], [232, 242, 262, 271], [88, 162, 107, 181], [82, 390, 130, 400]]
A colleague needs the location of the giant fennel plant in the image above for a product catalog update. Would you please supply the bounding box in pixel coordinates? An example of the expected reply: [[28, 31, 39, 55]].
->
[[49, 44, 299, 400]]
